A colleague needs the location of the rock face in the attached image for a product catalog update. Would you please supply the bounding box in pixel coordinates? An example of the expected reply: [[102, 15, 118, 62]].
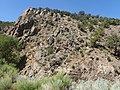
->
[[5, 7, 120, 81]]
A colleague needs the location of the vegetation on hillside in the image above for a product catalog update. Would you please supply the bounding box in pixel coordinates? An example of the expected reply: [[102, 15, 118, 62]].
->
[[0, 34, 71, 90], [44, 8, 120, 27], [1, 74, 120, 90], [0, 35, 21, 65], [0, 72, 72, 90], [0, 21, 14, 29], [89, 28, 104, 47], [106, 34, 120, 56], [0, 34, 21, 79], [0, 21, 14, 34], [37, 7, 120, 29]]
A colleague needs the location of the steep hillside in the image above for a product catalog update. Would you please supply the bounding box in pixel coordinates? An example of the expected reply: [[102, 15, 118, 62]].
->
[[5, 7, 120, 81]]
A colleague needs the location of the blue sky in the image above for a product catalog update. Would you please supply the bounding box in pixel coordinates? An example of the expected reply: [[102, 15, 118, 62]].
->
[[0, 0, 120, 21]]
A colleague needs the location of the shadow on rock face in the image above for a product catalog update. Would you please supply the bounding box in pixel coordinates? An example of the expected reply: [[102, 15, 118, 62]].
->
[[17, 55, 27, 70]]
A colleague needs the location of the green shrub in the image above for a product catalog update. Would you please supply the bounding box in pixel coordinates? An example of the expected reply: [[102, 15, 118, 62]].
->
[[0, 34, 21, 65], [36, 72, 71, 90], [77, 23, 86, 32], [0, 64, 18, 78], [0, 35, 20, 78], [88, 24, 95, 32], [0, 77, 12, 90], [100, 21, 110, 28], [89, 28, 104, 47], [13, 72, 71, 90], [106, 33, 120, 56], [46, 47, 54, 55], [12, 78, 37, 90], [52, 72, 72, 89]]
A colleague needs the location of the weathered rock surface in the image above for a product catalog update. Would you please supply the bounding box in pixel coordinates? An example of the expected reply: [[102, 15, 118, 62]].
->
[[5, 7, 120, 81]]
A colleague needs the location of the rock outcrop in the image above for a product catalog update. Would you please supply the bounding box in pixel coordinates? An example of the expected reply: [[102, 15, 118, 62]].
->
[[5, 7, 120, 81]]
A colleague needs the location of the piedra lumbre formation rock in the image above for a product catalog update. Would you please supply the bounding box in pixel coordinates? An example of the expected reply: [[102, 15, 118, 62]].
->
[[4, 8, 120, 81]]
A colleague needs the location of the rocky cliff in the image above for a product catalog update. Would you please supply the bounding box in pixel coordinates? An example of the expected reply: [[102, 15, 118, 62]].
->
[[5, 7, 120, 81]]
